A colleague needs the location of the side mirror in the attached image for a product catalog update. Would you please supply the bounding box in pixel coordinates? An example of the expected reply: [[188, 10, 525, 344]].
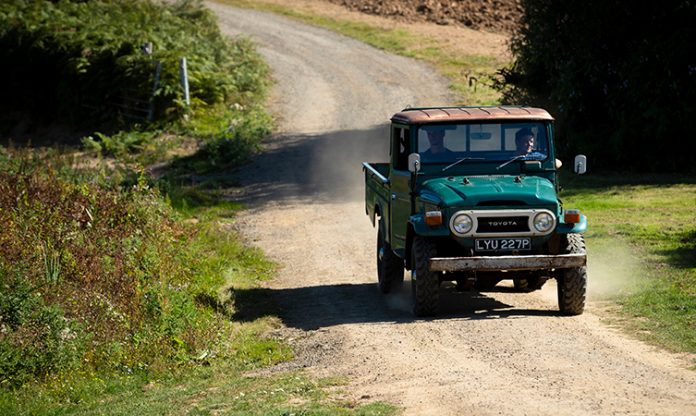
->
[[408, 153, 421, 173], [574, 154, 587, 175]]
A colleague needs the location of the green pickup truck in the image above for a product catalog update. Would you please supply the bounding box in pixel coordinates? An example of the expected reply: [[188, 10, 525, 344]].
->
[[363, 106, 588, 316]]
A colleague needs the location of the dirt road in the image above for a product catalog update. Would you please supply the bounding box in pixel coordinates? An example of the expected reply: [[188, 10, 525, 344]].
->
[[209, 3, 696, 415]]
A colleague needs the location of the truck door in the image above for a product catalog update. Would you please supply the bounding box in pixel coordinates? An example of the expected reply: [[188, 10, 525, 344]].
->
[[389, 125, 411, 254]]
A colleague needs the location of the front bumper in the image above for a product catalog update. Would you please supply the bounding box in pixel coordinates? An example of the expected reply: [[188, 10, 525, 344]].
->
[[429, 254, 586, 272]]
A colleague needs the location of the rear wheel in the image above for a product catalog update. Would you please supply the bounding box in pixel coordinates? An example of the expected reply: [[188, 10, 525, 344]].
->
[[557, 234, 587, 315], [377, 218, 403, 294], [411, 236, 439, 317], [474, 277, 501, 291], [514, 276, 544, 292]]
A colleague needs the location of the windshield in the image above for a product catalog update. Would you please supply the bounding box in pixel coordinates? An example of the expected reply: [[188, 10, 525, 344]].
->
[[417, 122, 550, 165]]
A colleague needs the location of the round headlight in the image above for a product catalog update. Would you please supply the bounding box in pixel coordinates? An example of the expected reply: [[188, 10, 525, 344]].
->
[[533, 212, 555, 233], [451, 213, 473, 235]]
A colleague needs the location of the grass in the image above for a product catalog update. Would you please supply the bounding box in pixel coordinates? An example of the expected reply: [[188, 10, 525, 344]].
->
[[218, 0, 506, 105], [561, 173, 696, 355], [2, 350, 395, 415]]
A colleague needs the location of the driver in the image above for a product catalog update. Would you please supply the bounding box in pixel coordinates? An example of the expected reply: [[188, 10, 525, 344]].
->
[[514, 127, 547, 160], [514, 127, 536, 155]]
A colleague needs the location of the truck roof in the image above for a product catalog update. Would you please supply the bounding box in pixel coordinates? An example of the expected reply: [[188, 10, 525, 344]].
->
[[390, 106, 554, 124]]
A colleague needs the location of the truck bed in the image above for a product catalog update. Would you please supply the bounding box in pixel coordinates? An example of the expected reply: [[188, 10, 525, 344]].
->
[[363, 162, 390, 226]]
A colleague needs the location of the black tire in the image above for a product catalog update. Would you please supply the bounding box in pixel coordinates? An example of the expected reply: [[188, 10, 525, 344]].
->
[[377, 218, 404, 294], [474, 278, 501, 291], [557, 234, 587, 315], [514, 276, 543, 292], [411, 236, 439, 316], [513, 278, 531, 292]]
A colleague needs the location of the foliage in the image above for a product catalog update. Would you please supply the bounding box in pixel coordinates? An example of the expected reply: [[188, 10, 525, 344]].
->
[[0, 366, 398, 415], [0, 0, 268, 130], [499, 1, 696, 171], [0, 149, 275, 388], [0, 271, 84, 389], [175, 102, 273, 173], [0, 147, 398, 414]]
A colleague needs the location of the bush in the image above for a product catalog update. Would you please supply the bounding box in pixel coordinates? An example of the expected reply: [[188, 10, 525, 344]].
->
[[0, 0, 268, 130], [0, 0, 275, 392], [0, 149, 245, 387], [0, 271, 84, 388], [499, 1, 696, 171]]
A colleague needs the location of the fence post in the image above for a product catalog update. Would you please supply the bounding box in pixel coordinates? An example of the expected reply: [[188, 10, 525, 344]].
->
[[180, 57, 190, 107], [142, 42, 159, 122]]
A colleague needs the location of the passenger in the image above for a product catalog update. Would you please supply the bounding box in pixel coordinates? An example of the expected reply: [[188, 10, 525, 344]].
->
[[422, 128, 453, 159]]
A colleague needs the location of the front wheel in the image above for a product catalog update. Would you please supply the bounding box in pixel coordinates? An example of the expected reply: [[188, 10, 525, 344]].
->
[[377, 218, 403, 294], [411, 236, 439, 317], [557, 234, 587, 315]]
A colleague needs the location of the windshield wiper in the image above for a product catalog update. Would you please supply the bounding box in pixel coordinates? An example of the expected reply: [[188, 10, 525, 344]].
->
[[442, 157, 485, 172], [496, 154, 526, 170]]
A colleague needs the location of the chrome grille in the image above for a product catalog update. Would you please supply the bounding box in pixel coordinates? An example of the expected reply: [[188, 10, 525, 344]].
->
[[476, 216, 529, 233]]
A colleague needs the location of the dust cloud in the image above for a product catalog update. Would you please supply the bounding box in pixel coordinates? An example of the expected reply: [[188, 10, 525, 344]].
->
[[307, 124, 391, 202], [586, 238, 643, 300]]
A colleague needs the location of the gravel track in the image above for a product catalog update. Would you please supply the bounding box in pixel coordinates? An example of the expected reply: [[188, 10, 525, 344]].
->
[[208, 3, 696, 414]]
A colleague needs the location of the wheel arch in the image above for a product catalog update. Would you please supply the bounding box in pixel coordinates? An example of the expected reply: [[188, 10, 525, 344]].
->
[[371, 202, 386, 227]]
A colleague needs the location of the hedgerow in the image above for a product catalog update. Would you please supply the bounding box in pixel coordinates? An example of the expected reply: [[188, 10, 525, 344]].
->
[[0, 148, 276, 388], [0, 0, 268, 128]]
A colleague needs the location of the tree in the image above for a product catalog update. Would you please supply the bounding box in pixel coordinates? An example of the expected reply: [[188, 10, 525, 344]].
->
[[499, 0, 696, 171]]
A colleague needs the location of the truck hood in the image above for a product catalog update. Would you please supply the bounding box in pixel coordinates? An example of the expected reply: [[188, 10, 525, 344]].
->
[[420, 175, 558, 208]]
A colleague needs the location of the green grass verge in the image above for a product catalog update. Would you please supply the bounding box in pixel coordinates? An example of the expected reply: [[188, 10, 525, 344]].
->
[[218, 0, 505, 105], [2, 364, 395, 415], [561, 173, 696, 355]]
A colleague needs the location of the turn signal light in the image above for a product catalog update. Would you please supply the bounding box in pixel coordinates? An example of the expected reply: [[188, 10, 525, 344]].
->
[[564, 209, 581, 223], [425, 211, 443, 226]]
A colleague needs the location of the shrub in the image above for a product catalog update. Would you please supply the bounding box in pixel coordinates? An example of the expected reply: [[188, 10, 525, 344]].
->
[[0, 270, 84, 388], [0, 149, 243, 387], [0, 0, 267, 130]]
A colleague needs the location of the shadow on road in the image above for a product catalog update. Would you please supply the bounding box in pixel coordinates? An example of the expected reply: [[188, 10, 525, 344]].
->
[[230, 281, 563, 331]]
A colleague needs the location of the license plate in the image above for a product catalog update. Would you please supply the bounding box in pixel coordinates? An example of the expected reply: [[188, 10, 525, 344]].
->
[[475, 238, 531, 252]]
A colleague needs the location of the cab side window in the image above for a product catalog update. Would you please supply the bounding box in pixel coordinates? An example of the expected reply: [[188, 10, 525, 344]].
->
[[392, 126, 410, 171]]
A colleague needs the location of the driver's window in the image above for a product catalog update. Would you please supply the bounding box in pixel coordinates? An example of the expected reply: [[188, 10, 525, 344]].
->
[[504, 125, 547, 155]]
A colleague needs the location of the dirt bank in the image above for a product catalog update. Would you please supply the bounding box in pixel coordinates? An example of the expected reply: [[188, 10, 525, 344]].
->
[[328, 0, 522, 33]]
